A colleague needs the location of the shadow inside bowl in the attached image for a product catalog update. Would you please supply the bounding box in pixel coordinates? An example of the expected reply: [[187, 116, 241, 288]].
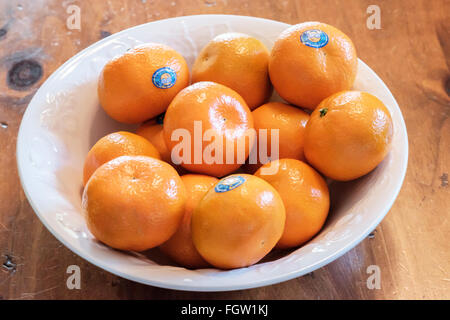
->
[[88, 104, 138, 147]]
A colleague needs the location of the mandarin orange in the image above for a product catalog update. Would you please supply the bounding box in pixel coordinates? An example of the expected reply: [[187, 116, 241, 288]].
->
[[304, 91, 394, 181], [163, 81, 254, 177], [244, 102, 310, 173], [255, 159, 329, 248], [191, 174, 285, 269], [269, 22, 357, 110], [192, 32, 272, 110], [83, 131, 160, 186], [82, 156, 186, 251], [98, 43, 189, 123], [160, 174, 218, 268]]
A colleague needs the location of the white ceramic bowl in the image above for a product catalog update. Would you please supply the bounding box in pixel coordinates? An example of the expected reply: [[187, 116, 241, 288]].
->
[[17, 15, 408, 292]]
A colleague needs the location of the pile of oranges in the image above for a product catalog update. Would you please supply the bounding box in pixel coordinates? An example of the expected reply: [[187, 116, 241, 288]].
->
[[82, 22, 394, 270]]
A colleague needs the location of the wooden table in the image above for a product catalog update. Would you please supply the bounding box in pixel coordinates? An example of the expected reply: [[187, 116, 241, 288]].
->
[[0, 0, 449, 300]]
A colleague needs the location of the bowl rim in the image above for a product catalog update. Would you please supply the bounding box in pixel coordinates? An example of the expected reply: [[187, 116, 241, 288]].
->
[[16, 14, 409, 292]]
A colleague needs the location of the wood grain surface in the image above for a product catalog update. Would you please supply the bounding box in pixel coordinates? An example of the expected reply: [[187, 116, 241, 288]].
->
[[0, 0, 449, 300]]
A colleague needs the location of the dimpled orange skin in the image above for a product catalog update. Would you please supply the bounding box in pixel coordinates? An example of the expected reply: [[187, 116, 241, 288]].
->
[[83, 131, 160, 186], [304, 91, 394, 181], [192, 32, 272, 110], [255, 159, 330, 249], [191, 174, 286, 269], [163, 81, 254, 177], [244, 102, 310, 173], [269, 22, 358, 110], [98, 43, 189, 124], [82, 156, 187, 252], [160, 174, 218, 269]]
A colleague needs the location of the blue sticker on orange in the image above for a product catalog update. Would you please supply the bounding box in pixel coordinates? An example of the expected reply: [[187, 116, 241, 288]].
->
[[215, 175, 246, 193], [300, 29, 329, 48], [152, 67, 177, 89]]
